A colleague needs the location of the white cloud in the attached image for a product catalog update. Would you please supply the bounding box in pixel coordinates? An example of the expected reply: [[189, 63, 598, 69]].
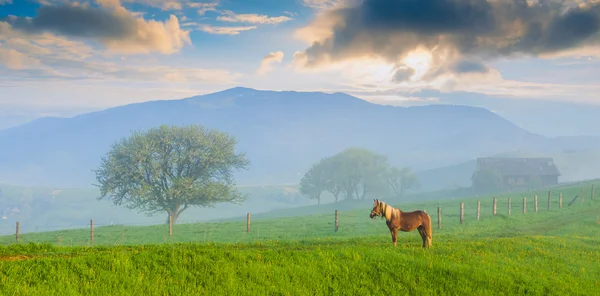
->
[[301, 0, 345, 10], [0, 0, 13, 5], [217, 10, 292, 24], [199, 24, 257, 35], [256, 51, 284, 75], [188, 1, 219, 15]]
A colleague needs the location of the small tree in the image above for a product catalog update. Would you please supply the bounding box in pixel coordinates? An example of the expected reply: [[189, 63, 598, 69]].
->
[[299, 160, 329, 204], [322, 157, 343, 202], [93, 125, 250, 224], [301, 147, 391, 202]]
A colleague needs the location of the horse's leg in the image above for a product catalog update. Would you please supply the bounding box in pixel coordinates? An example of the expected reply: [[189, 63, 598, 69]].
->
[[417, 226, 427, 248], [390, 229, 398, 247], [425, 216, 433, 248]]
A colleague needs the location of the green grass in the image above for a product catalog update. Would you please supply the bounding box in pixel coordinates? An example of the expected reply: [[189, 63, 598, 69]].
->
[[0, 181, 598, 295]]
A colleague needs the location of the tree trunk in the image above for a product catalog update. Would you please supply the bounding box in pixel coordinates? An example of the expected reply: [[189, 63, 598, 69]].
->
[[165, 204, 182, 225]]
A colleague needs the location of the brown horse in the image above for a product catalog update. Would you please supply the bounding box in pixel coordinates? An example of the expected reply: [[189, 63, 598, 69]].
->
[[369, 199, 432, 248]]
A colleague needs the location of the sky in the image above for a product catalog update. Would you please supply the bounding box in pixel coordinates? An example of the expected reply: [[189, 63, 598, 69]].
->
[[1, 0, 600, 134]]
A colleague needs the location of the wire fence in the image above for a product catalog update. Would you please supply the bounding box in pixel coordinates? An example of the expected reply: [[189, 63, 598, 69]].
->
[[0, 184, 596, 247]]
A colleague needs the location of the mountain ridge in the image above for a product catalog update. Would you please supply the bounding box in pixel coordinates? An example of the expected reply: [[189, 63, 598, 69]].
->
[[0, 87, 599, 188]]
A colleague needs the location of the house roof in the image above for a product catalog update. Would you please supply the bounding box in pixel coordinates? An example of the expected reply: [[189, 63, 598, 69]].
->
[[474, 157, 561, 177]]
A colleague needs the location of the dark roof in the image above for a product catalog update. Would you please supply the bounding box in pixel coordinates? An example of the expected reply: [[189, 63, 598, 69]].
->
[[474, 157, 561, 176]]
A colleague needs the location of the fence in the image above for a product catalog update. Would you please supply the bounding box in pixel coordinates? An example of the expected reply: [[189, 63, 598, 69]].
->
[[1, 184, 596, 247]]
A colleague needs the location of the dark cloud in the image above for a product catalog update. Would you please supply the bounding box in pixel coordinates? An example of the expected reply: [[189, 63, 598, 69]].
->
[[392, 67, 415, 82], [450, 60, 489, 73], [9, 4, 135, 39], [2, 1, 190, 54], [297, 0, 600, 77]]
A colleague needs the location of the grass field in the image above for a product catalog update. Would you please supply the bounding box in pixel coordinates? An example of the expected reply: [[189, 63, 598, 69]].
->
[[0, 182, 599, 295]]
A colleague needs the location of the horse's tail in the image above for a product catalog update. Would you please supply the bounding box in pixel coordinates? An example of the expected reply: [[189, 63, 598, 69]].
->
[[424, 211, 433, 247]]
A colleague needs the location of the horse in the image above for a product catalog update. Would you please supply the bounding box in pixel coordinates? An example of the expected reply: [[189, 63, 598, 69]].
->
[[369, 199, 432, 248]]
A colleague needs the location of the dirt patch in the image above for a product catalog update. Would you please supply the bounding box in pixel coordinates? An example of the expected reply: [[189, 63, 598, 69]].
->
[[0, 255, 35, 261]]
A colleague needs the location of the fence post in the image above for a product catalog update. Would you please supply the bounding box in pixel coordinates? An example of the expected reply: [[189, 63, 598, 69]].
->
[[508, 198, 511, 216], [16, 221, 20, 242], [247, 213, 251, 233], [460, 203, 464, 224], [493, 197, 497, 216], [90, 219, 94, 243], [169, 214, 173, 237], [548, 191, 551, 211], [592, 184, 595, 200], [437, 207, 442, 229], [534, 195, 538, 212], [477, 201, 480, 221], [523, 197, 527, 213], [581, 188, 585, 204], [335, 210, 339, 232], [559, 193, 563, 208]]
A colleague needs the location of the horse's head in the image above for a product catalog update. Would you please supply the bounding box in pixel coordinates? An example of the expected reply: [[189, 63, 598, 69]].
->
[[370, 199, 383, 219]]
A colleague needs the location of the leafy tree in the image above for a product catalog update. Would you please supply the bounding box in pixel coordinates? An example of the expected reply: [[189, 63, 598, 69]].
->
[[93, 125, 250, 225], [355, 150, 390, 199], [299, 159, 330, 204], [400, 167, 419, 194], [386, 167, 419, 198], [310, 156, 343, 202], [472, 169, 504, 194], [302, 147, 391, 202]]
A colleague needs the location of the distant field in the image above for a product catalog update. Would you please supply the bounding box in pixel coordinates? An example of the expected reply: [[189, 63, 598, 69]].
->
[[0, 181, 597, 246], [0, 182, 598, 295], [0, 183, 310, 235]]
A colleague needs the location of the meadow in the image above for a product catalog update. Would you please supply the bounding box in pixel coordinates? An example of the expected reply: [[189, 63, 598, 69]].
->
[[0, 181, 598, 295]]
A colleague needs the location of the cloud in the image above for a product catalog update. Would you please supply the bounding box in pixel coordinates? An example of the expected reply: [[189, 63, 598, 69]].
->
[[1, 58, 240, 86], [217, 10, 292, 24], [188, 1, 219, 15], [199, 24, 257, 35], [0, 49, 41, 69], [256, 51, 284, 75], [0, 52, 240, 84], [0, 20, 240, 85], [294, 0, 600, 83], [392, 67, 415, 82], [301, 0, 345, 10], [122, 0, 184, 10], [0, 0, 12, 5], [450, 60, 489, 74], [362, 95, 441, 107], [4, 0, 191, 55]]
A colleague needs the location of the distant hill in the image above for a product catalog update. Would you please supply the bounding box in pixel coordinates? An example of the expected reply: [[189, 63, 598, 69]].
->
[[1, 87, 600, 188]]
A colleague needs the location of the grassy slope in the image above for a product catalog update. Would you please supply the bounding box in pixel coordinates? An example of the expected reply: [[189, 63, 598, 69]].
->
[[0, 182, 599, 295]]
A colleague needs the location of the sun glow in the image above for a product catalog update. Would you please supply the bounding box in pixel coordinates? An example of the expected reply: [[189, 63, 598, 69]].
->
[[401, 49, 433, 81]]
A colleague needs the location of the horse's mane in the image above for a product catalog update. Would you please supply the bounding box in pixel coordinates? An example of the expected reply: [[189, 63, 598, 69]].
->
[[379, 200, 395, 219]]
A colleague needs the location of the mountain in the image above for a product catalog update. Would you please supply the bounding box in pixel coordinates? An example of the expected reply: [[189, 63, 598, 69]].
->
[[1, 87, 599, 188]]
